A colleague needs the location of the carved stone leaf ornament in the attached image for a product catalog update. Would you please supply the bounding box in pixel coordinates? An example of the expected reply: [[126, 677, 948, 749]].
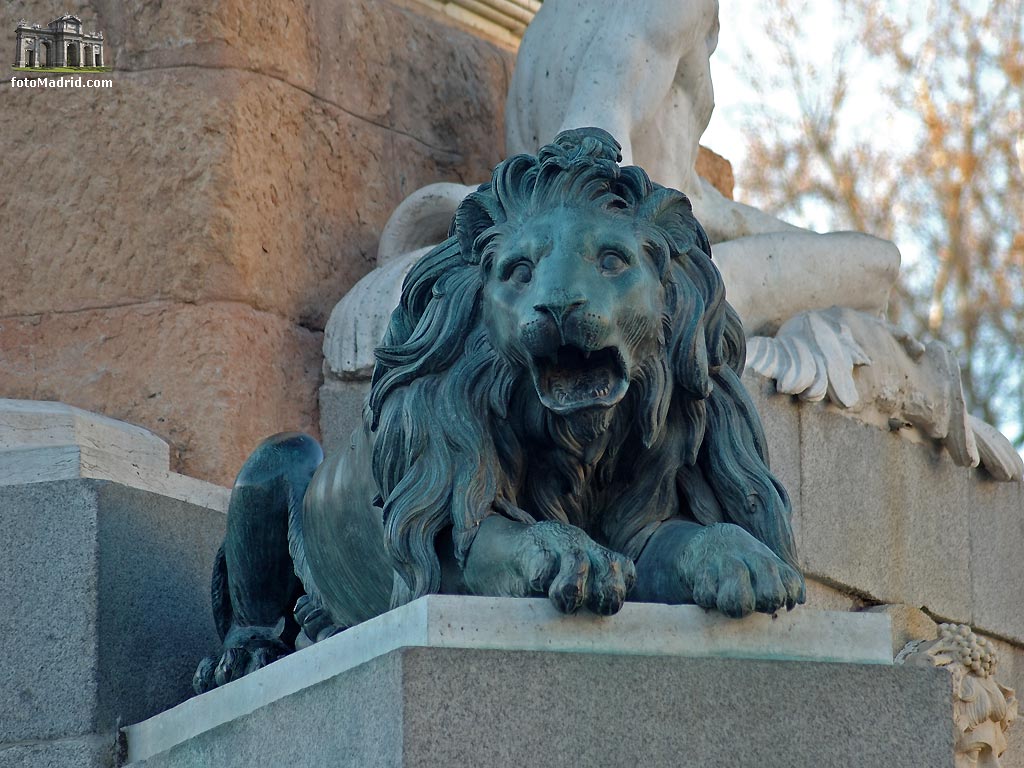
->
[[898, 623, 1018, 767]]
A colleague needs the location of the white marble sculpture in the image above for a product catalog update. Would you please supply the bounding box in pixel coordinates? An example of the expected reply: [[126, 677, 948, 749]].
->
[[505, 0, 901, 333], [898, 623, 1018, 768], [324, 0, 1022, 480]]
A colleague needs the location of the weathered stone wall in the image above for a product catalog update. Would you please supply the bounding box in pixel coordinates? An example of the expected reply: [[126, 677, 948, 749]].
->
[[0, 0, 514, 485], [745, 371, 1024, 766]]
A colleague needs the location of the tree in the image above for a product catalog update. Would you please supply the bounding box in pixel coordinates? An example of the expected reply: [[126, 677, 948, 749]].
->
[[731, 0, 1024, 447]]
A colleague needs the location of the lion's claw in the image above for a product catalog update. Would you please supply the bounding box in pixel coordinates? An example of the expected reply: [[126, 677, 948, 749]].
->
[[681, 523, 804, 618], [548, 551, 588, 613], [192, 624, 291, 695], [715, 565, 756, 618], [516, 521, 636, 616], [589, 557, 633, 616], [294, 594, 342, 644], [214, 647, 250, 687], [192, 656, 217, 694]]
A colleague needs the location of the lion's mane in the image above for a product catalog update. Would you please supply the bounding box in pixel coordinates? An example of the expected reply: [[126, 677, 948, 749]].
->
[[369, 128, 797, 607]]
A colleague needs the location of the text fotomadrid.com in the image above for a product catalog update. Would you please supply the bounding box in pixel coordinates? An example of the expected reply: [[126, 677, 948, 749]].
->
[[10, 76, 113, 88]]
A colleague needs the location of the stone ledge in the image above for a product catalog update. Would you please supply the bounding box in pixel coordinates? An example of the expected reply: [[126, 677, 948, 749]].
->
[[0, 399, 229, 512], [125, 596, 892, 763], [0, 305, 322, 486]]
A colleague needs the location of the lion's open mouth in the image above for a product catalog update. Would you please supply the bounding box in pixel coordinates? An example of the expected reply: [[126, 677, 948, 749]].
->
[[532, 345, 629, 414]]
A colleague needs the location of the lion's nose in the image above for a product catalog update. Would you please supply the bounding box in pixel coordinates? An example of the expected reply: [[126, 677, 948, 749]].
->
[[534, 297, 587, 329]]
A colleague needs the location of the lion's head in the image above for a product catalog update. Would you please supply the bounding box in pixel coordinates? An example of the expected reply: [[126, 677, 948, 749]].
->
[[369, 128, 794, 607]]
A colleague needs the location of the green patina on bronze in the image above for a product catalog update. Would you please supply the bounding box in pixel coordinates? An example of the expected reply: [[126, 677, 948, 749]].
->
[[194, 129, 804, 693]]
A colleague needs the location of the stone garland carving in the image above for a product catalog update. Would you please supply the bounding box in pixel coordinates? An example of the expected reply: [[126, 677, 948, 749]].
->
[[325, 0, 1022, 482], [194, 129, 805, 693], [898, 623, 1018, 767], [745, 308, 1024, 479]]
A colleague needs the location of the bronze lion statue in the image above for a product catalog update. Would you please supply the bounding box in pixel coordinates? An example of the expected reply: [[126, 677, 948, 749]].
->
[[194, 128, 805, 693]]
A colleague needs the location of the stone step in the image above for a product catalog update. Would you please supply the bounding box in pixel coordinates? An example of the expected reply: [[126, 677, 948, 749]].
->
[[0, 399, 230, 512]]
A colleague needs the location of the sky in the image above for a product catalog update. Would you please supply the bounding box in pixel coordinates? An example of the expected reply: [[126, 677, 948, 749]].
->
[[705, 1, 922, 241], [705, 1, 1024, 453], [708, 0, 917, 199], [706, 0, 864, 204], [705, 0, 764, 180]]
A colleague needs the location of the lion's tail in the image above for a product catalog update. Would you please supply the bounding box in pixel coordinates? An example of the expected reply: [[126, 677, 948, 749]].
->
[[210, 544, 232, 641]]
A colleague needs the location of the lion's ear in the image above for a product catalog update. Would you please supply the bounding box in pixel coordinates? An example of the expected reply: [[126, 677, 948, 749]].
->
[[454, 155, 537, 262], [454, 191, 500, 264]]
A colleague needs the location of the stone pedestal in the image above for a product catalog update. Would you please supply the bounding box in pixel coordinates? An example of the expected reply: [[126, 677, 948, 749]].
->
[[0, 479, 226, 768], [125, 596, 956, 768], [0, 402, 227, 768]]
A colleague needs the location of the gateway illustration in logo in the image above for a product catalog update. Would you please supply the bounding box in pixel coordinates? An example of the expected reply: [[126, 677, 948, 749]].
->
[[13, 15, 104, 70]]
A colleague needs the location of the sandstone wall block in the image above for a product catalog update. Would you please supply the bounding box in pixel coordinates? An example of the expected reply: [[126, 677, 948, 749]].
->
[[696, 145, 735, 199], [2, 0, 515, 483], [0, 302, 321, 486], [798, 403, 973, 620], [130, 647, 955, 768], [746, 371, 1024, 647], [0, 65, 503, 329], [969, 478, 1024, 644]]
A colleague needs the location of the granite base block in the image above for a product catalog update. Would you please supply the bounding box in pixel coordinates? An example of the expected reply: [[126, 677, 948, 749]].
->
[[0, 735, 114, 768], [0, 479, 225, 765], [126, 598, 914, 766], [130, 646, 954, 768], [126, 596, 893, 762]]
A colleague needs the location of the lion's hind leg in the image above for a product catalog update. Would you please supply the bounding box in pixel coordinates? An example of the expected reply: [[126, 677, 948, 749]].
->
[[193, 432, 323, 694]]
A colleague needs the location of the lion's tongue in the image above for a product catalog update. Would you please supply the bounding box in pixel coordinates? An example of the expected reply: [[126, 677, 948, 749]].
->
[[537, 345, 624, 409], [547, 366, 614, 404]]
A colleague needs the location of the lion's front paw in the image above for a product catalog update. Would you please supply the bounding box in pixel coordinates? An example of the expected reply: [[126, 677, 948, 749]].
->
[[515, 521, 637, 616], [681, 523, 805, 618]]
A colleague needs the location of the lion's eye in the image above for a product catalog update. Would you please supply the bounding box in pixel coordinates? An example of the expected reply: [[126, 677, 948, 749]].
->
[[599, 251, 628, 273], [508, 262, 533, 284]]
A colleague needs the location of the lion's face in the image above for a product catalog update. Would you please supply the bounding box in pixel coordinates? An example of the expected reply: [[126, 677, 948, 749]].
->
[[481, 205, 667, 415]]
